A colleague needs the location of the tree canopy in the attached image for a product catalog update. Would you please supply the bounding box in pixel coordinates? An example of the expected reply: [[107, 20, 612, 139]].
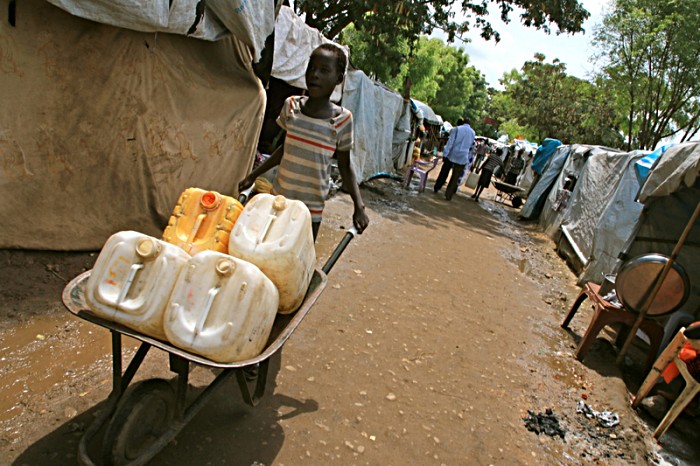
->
[[491, 54, 621, 146], [296, 0, 590, 45], [593, 0, 700, 150]]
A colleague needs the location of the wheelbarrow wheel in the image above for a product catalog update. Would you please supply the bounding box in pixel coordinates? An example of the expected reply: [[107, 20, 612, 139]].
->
[[511, 196, 523, 208], [103, 379, 176, 466]]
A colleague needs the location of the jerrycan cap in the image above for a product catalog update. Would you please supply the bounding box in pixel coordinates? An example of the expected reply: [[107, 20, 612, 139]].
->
[[200, 191, 222, 210], [272, 195, 287, 211], [135, 238, 160, 259], [215, 258, 236, 276]]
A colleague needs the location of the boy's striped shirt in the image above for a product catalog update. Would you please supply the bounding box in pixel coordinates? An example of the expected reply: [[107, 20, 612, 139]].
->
[[273, 96, 353, 221]]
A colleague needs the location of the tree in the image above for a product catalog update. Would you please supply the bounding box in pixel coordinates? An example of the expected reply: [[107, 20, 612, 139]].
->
[[384, 37, 488, 124], [493, 54, 621, 146], [295, 1, 590, 45], [593, 0, 700, 149], [338, 24, 409, 83]]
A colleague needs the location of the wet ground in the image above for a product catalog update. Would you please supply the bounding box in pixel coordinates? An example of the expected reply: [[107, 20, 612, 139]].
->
[[1, 175, 699, 465]]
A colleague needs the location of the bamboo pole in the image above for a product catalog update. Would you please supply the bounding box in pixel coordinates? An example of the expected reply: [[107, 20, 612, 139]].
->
[[616, 200, 700, 364]]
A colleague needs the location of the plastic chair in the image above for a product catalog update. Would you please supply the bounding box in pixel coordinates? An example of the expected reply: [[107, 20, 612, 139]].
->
[[403, 157, 439, 193], [561, 282, 665, 373], [632, 323, 700, 440]]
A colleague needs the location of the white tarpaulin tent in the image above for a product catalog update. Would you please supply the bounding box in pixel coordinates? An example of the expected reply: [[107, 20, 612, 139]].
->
[[342, 71, 405, 181], [577, 151, 647, 285], [557, 150, 632, 272], [540, 145, 619, 238], [47, 0, 277, 60], [621, 142, 700, 318], [0, 0, 265, 249], [519, 145, 572, 220]]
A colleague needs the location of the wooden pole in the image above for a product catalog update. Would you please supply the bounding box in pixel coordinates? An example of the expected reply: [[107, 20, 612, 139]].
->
[[616, 200, 700, 364]]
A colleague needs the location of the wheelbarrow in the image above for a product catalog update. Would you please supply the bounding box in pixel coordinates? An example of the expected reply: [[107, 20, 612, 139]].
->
[[491, 180, 525, 208], [61, 227, 358, 466]]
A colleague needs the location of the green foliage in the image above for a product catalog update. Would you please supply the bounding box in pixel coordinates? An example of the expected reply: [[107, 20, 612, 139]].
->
[[296, 1, 590, 44], [338, 24, 409, 83], [593, 0, 700, 149], [492, 54, 621, 146], [383, 37, 488, 125]]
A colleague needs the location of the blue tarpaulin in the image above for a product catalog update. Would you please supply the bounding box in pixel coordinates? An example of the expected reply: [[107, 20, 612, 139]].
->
[[634, 144, 674, 184], [531, 138, 562, 175]]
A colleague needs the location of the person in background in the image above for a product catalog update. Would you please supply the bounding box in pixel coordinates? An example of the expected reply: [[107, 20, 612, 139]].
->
[[238, 43, 369, 241], [471, 150, 504, 202], [433, 117, 476, 201], [504, 148, 525, 185], [472, 139, 488, 173]]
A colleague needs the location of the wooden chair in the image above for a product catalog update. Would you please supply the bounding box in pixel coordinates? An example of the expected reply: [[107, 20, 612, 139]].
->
[[403, 157, 439, 193], [561, 282, 665, 373], [632, 323, 700, 440]]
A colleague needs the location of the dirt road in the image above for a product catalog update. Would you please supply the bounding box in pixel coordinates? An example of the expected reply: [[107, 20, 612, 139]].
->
[[0, 178, 694, 465]]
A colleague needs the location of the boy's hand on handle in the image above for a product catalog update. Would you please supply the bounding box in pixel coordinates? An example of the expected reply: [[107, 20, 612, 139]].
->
[[353, 206, 369, 234]]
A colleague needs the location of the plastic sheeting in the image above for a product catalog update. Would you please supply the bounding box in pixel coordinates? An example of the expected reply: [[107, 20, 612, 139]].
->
[[411, 99, 441, 126], [578, 152, 646, 285], [519, 146, 571, 220], [271, 6, 341, 96], [207, 0, 277, 60], [558, 151, 631, 272], [638, 142, 700, 202], [540, 145, 606, 238], [342, 71, 405, 182], [531, 138, 562, 175], [0, 0, 265, 249]]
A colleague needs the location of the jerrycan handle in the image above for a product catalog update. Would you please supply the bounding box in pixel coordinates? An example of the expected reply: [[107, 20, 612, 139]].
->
[[322, 227, 358, 275]]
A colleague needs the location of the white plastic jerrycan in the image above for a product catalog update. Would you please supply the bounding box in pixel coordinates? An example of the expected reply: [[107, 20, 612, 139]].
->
[[86, 231, 191, 340], [228, 194, 316, 314], [163, 250, 279, 363]]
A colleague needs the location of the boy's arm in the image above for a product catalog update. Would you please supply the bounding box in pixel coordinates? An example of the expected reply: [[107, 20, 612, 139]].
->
[[238, 141, 285, 192], [336, 149, 369, 233]]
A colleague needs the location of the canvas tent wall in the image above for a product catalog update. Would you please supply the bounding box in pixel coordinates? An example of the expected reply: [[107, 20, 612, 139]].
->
[[577, 151, 648, 285], [519, 145, 572, 220], [0, 0, 265, 249], [620, 142, 700, 319], [539, 145, 617, 238], [557, 150, 632, 273]]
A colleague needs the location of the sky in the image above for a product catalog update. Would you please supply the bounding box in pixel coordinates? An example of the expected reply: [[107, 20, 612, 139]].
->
[[433, 0, 610, 89]]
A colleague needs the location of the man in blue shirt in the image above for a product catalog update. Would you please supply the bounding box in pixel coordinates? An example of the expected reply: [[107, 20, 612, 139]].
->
[[433, 118, 476, 201]]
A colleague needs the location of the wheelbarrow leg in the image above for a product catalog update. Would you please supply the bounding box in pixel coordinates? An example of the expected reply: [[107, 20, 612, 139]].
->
[[169, 354, 190, 420]]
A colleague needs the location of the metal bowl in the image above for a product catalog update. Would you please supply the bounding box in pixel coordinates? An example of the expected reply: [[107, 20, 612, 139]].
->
[[615, 253, 690, 316]]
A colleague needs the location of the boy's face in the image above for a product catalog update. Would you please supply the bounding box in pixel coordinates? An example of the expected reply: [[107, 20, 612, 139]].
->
[[305, 49, 342, 98]]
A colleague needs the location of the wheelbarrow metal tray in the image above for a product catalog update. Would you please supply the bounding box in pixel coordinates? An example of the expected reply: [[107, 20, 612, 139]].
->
[[492, 180, 524, 194], [62, 269, 328, 369]]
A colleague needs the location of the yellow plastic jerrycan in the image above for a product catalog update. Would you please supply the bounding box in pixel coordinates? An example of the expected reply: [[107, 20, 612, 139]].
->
[[163, 250, 279, 363], [86, 231, 191, 340], [228, 194, 316, 314], [162, 188, 243, 255]]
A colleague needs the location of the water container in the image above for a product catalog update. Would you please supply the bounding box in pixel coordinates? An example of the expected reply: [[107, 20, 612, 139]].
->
[[228, 194, 316, 314], [86, 231, 191, 340], [162, 188, 244, 255], [163, 250, 279, 362]]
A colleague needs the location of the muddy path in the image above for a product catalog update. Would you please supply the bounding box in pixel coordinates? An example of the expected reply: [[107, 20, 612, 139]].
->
[[1, 178, 697, 465]]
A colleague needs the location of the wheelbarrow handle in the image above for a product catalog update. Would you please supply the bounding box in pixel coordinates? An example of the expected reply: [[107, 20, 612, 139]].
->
[[322, 227, 358, 275], [237, 185, 254, 204]]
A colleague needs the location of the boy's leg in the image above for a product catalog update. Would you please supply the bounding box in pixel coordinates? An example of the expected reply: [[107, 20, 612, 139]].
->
[[312, 221, 321, 241], [433, 160, 453, 193]]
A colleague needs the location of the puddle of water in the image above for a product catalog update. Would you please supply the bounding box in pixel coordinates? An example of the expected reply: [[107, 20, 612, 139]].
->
[[0, 312, 138, 435]]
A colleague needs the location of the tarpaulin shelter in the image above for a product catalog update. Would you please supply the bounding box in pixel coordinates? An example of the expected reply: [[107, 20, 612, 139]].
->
[[410, 99, 443, 155], [540, 145, 621, 238], [1, 0, 267, 250], [519, 145, 572, 220], [556, 149, 634, 273], [620, 142, 700, 319], [531, 138, 562, 175], [577, 151, 648, 285]]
